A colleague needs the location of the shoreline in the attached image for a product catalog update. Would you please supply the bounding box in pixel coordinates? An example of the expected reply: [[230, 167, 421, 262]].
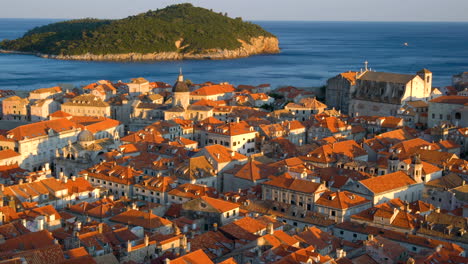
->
[[0, 36, 280, 62]]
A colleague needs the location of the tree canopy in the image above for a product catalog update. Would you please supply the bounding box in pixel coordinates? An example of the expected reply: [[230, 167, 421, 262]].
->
[[0, 3, 276, 56]]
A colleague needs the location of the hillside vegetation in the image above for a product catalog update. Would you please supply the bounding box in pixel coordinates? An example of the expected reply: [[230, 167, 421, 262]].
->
[[0, 4, 276, 56]]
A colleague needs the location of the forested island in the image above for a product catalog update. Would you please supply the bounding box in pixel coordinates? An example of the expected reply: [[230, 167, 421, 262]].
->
[[0, 4, 279, 61]]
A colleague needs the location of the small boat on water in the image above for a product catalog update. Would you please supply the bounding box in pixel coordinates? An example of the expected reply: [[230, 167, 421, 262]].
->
[[403, 42, 409, 46]]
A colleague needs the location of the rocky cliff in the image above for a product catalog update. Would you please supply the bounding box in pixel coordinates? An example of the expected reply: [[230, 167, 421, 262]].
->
[[37, 36, 279, 61]]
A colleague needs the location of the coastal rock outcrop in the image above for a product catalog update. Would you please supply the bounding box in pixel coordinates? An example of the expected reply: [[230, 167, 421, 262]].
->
[[38, 36, 279, 61]]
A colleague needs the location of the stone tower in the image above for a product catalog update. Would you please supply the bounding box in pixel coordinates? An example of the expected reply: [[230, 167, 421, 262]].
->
[[172, 69, 190, 109], [409, 154, 423, 182], [387, 151, 399, 173], [417, 69, 432, 97]]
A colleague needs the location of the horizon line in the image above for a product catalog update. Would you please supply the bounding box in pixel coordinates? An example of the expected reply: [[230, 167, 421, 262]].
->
[[0, 17, 467, 23]]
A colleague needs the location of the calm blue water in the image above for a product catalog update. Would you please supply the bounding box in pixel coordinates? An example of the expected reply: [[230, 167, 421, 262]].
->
[[0, 19, 467, 90]]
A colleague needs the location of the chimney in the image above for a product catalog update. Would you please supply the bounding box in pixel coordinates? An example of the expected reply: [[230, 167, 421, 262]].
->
[[267, 223, 274, 235], [82, 173, 88, 181], [186, 241, 191, 253], [164, 258, 171, 264], [213, 223, 218, 232], [336, 248, 346, 258], [144, 234, 149, 246], [71, 176, 76, 182], [127, 240, 132, 252], [36, 216, 45, 231], [98, 223, 103, 234]]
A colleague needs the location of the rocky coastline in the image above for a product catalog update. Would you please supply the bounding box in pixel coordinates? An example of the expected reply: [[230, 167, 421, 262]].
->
[[1, 36, 279, 62]]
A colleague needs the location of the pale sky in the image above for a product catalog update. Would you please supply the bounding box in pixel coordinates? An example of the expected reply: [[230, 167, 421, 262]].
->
[[1, 0, 468, 21]]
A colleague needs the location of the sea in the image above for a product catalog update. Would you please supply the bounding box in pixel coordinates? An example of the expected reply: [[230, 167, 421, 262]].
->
[[0, 19, 467, 90]]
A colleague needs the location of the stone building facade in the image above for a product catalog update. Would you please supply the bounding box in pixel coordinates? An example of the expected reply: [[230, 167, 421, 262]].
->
[[61, 94, 111, 118], [348, 69, 432, 117], [326, 71, 357, 114]]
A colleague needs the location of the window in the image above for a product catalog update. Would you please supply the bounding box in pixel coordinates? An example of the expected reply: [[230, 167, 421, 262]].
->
[[340, 231, 344, 235]]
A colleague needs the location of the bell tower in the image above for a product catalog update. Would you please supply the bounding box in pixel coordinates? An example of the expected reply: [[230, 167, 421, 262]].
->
[[409, 154, 424, 182], [172, 68, 190, 109], [417, 69, 432, 97]]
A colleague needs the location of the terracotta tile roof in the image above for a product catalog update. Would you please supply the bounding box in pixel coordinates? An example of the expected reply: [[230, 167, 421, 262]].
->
[[169, 249, 214, 264], [5, 118, 79, 141], [190, 84, 235, 96], [229, 216, 268, 234], [316, 191, 370, 209], [65, 247, 89, 259], [199, 196, 239, 213], [63, 177, 96, 194], [337, 221, 463, 254], [188, 231, 233, 259], [135, 176, 175, 193], [110, 209, 172, 229], [30, 86, 62, 94], [0, 222, 28, 239], [69, 116, 120, 134], [429, 95, 468, 104], [313, 116, 350, 133], [437, 139, 461, 150], [262, 176, 325, 194], [302, 140, 367, 164], [409, 200, 434, 213], [0, 149, 20, 160], [295, 226, 340, 251], [285, 97, 327, 110], [168, 183, 217, 199], [201, 144, 247, 163], [63, 94, 109, 107], [17, 205, 61, 222], [310, 167, 371, 189], [49, 110, 72, 118], [401, 158, 441, 175], [390, 138, 439, 157], [13, 244, 66, 264], [174, 156, 215, 181], [232, 159, 268, 182], [81, 161, 143, 185], [0, 230, 55, 252], [378, 116, 403, 128], [359, 171, 417, 194], [425, 173, 464, 189], [414, 149, 458, 167]]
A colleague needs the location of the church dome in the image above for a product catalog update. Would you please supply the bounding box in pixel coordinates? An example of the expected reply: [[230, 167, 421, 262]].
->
[[77, 129, 95, 142], [172, 71, 189, 93]]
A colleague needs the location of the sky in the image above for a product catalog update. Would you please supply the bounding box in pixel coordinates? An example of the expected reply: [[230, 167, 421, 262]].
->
[[1, 0, 468, 21]]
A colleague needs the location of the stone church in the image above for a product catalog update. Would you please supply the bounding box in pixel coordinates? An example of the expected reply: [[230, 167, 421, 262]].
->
[[164, 71, 214, 121], [326, 62, 432, 117]]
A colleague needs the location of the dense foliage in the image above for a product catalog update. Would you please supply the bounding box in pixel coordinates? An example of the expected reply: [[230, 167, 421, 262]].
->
[[0, 4, 276, 55]]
